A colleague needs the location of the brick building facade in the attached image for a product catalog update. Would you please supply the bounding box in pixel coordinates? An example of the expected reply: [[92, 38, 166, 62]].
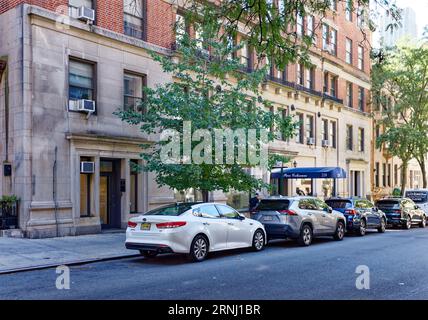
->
[[0, 0, 373, 238]]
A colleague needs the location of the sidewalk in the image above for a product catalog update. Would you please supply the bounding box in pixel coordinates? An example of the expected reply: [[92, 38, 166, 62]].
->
[[0, 232, 138, 274]]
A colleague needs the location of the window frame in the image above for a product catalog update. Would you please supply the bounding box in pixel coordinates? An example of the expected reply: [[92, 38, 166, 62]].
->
[[123, 0, 147, 40], [345, 38, 353, 64], [68, 56, 97, 114], [123, 70, 147, 113]]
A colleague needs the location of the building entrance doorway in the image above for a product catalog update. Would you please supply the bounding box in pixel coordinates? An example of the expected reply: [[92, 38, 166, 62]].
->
[[99, 159, 122, 229]]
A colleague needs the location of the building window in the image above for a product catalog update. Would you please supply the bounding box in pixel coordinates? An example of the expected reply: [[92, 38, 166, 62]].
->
[[322, 24, 329, 49], [357, 7, 365, 27], [296, 11, 304, 36], [345, 0, 353, 21], [297, 64, 304, 86], [321, 119, 329, 142], [382, 163, 386, 187], [358, 128, 364, 152], [358, 45, 364, 70], [323, 72, 329, 93], [295, 113, 304, 144], [329, 0, 337, 11], [330, 76, 338, 97], [240, 42, 252, 70], [69, 58, 95, 106], [124, 72, 146, 112], [306, 115, 314, 141], [330, 121, 337, 148], [375, 124, 380, 139], [277, 108, 288, 141], [124, 0, 145, 39], [330, 28, 337, 55], [387, 163, 392, 187], [346, 82, 353, 108], [375, 162, 380, 187], [346, 125, 353, 151], [305, 68, 314, 89], [358, 87, 365, 111], [130, 160, 139, 213], [175, 13, 187, 44], [346, 38, 353, 64], [306, 15, 314, 38], [394, 164, 399, 186], [69, 0, 93, 19]]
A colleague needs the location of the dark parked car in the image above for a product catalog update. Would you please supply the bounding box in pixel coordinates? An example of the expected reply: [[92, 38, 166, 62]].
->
[[375, 198, 427, 229], [325, 197, 387, 236]]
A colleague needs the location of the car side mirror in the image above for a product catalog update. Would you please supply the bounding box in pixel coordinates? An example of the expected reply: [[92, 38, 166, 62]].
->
[[415, 205, 420, 209], [238, 214, 246, 220], [324, 207, 333, 213], [374, 207, 379, 212]]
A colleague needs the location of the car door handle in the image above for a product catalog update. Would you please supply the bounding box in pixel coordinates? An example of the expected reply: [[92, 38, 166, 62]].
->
[[228, 222, 234, 226], [203, 222, 210, 226], [322, 214, 327, 217], [307, 213, 313, 216]]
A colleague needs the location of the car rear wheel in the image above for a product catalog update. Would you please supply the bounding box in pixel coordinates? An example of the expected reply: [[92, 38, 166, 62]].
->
[[298, 224, 313, 246], [188, 235, 209, 262], [252, 229, 265, 251], [357, 219, 367, 236], [419, 216, 426, 228], [139, 250, 158, 258], [333, 221, 345, 241], [378, 218, 386, 233], [403, 217, 412, 230]]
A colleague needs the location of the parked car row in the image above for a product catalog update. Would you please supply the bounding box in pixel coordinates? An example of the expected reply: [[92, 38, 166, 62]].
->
[[125, 195, 427, 262]]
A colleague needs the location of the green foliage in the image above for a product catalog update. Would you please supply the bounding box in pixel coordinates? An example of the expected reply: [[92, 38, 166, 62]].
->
[[116, 17, 296, 196], [372, 43, 428, 188], [179, 0, 400, 69], [0, 195, 19, 207]]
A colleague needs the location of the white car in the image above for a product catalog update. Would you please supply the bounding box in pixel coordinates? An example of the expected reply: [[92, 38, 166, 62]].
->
[[126, 202, 266, 262]]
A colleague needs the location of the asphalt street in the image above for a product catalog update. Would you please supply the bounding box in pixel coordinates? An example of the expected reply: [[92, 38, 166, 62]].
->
[[1, 227, 428, 300]]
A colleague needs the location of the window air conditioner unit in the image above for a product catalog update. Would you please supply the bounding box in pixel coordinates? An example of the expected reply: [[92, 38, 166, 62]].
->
[[80, 161, 95, 174], [307, 137, 315, 145], [77, 99, 96, 113], [322, 140, 330, 148], [78, 6, 95, 22]]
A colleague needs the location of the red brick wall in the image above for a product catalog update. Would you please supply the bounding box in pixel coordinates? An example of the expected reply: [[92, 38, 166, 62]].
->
[[96, 0, 123, 34], [0, 0, 67, 14], [147, 1, 174, 48]]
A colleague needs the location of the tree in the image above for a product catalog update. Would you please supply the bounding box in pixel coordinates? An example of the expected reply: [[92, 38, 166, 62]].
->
[[116, 18, 296, 201], [372, 44, 428, 191]]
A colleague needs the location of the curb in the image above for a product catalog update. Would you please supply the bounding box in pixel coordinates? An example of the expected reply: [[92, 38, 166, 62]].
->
[[0, 253, 140, 275]]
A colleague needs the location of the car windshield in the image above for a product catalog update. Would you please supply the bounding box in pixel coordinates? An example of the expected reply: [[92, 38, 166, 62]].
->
[[405, 191, 428, 204], [376, 201, 400, 209], [144, 203, 194, 216], [325, 200, 352, 209], [257, 200, 290, 211]]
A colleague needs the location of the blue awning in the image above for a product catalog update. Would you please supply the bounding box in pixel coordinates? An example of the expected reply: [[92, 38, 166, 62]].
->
[[271, 167, 347, 179]]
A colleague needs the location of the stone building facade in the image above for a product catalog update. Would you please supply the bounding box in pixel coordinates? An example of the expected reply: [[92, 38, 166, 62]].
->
[[0, 0, 373, 238]]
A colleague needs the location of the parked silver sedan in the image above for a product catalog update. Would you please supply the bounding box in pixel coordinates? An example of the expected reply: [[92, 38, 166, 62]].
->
[[250, 197, 346, 246]]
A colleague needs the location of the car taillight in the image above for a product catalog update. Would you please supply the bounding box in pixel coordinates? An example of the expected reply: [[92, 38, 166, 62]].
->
[[156, 221, 187, 229], [128, 221, 137, 228], [279, 210, 298, 216], [345, 209, 357, 215], [394, 210, 401, 214]]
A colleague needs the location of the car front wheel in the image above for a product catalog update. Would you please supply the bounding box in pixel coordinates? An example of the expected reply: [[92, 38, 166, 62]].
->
[[378, 218, 386, 233], [403, 217, 412, 230], [298, 224, 313, 246], [420, 216, 426, 228], [189, 235, 209, 262], [333, 221, 345, 241], [252, 229, 265, 251], [357, 219, 367, 236]]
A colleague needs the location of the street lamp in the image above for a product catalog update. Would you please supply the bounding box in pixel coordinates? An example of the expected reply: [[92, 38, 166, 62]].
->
[[274, 161, 285, 196]]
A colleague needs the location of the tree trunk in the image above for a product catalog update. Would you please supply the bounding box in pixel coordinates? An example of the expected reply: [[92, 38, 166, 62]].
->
[[201, 190, 209, 202], [400, 162, 408, 196], [416, 156, 427, 188]]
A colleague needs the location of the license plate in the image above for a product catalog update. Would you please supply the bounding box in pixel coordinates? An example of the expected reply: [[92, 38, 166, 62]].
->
[[140, 223, 151, 230], [263, 216, 273, 221]]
